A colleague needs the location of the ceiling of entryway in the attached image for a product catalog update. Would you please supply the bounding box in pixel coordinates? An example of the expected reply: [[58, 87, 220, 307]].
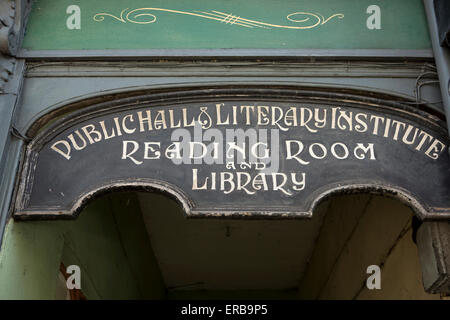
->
[[138, 192, 328, 291]]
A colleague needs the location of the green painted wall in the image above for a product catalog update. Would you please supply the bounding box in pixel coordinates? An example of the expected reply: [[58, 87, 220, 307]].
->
[[22, 0, 430, 50], [0, 220, 64, 299], [0, 193, 165, 299]]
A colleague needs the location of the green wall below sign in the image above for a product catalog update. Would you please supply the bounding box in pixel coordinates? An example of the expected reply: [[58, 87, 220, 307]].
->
[[22, 0, 431, 50], [0, 193, 166, 299]]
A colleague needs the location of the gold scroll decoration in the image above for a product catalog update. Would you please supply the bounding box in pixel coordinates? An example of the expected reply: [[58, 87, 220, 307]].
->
[[93, 8, 344, 29]]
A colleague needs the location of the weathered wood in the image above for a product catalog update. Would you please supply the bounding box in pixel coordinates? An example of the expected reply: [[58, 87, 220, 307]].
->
[[12, 90, 450, 220]]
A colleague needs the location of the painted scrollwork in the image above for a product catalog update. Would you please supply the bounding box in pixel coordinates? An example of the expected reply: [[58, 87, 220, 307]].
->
[[94, 7, 344, 29]]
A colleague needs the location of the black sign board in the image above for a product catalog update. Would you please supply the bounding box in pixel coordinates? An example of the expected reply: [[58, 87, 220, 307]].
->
[[14, 92, 450, 220]]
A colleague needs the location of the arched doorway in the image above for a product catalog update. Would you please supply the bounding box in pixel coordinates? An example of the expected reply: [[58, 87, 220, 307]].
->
[[2, 86, 450, 299], [0, 190, 440, 299]]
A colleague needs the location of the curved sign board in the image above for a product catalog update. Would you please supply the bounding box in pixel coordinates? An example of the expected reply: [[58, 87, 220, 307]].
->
[[13, 92, 450, 220]]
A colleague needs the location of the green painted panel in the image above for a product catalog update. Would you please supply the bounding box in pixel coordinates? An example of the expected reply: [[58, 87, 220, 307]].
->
[[0, 221, 63, 299], [0, 193, 166, 300], [22, 0, 431, 50]]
